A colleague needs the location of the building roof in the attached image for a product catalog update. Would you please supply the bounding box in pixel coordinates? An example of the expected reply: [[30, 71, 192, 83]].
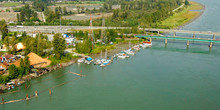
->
[[27, 52, 51, 68], [15, 43, 26, 51], [5, 54, 13, 59]]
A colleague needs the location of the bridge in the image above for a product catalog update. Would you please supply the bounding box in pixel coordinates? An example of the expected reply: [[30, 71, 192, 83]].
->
[[144, 28, 220, 36], [135, 35, 220, 48]]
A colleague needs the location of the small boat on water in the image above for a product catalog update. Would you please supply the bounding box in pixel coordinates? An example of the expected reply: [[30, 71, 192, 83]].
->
[[94, 59, 102, 65], [100, 59, 111, 67], [141, 41, 152, 48], [132, 45, 141, 51], [77, 58, 85, 64], [85, 57, 93, 64], [118, 53, 129, 59], [124, 48, 135, 55], [99, 49, 111, 67]]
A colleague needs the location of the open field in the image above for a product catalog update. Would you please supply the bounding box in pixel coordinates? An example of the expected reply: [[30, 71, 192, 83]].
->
[[64, 13, 112, 21], [0, 12, 18, 22], [0, 2, 22, 7], [55, 1, 104, 6], [158, 1, 205, 29]]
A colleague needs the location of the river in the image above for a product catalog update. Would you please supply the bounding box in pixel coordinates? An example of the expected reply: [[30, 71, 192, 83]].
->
[[1, 0, 220, 110]]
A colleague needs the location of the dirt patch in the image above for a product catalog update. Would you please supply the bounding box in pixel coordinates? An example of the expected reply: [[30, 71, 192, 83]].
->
[[64, 13, 112, 21], [0, 12, 18, 22]]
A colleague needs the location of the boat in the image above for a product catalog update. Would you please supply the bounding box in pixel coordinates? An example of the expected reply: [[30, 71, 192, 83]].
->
[[85, 57, 93, 64], [77, 58, 84, 64], [118, 53, 129, 59], [124, 48, 135, 55], [132, 45, 141, 51], [94, 59, 102, 65], [141, 41, 152, 48], [100, 49, 111, 67]]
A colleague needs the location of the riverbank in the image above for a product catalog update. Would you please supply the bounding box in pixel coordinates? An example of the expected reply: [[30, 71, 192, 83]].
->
[[0, 59, 77, 92], [0, 38, 141, 92], [158, 1, 205, 29]]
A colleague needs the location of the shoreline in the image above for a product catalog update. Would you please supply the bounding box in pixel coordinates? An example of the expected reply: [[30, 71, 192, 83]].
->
[[0, 59, 77, 92], [0, 40, 135, 92], [175, 1, 205, 29], [0, 1, 206, 93]]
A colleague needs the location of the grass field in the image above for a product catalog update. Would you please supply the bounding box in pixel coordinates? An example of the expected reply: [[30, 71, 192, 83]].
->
[[1, 2, 22, 7], [158, 1, 204, 29], [55, 1, 104, 6]]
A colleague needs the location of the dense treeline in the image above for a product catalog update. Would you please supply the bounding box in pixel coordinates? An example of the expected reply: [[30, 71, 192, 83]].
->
[[101, 0, 183, 28], [16, 4, 39, 22], [0, 20, 8, 40]]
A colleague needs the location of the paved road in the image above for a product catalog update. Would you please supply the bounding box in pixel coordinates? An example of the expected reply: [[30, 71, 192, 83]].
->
[[7, 26, 220, 36], [8, 26, 131, 33]]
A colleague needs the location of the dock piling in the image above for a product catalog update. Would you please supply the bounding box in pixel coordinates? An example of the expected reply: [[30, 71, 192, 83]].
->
[[187, 40, 190, 46], [49, 89, 52, 96], [35, 90, 38, 96], [26, 94, 29, 100]]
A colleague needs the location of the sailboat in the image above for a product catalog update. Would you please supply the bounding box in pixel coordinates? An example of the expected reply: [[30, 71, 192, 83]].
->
[[100, 49, 111, 67]]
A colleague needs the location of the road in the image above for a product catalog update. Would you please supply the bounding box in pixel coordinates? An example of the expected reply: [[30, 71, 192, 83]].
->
[[8, 26, 131, 33], [7, 26, 220, 36]]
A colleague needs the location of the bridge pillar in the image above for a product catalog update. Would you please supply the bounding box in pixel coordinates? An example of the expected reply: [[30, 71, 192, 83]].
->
[[186, 40, 189, 46], [213, 34, 215, 40], [149, 38, 152, 42], [165, 39, 167, 45], [193, 34, 195, 38], [209, 42, 213, 48]]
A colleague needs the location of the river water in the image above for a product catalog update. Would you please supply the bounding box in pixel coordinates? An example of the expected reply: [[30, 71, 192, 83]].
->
[[1, 0, 220, 110]]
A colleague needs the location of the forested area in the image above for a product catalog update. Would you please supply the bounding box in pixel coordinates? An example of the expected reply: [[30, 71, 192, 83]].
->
[[9, 0, 186, 29]]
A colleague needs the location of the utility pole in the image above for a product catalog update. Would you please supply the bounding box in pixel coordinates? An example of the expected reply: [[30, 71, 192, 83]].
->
[[60, 11, 61, 33], [101, 12, 105, 44], [89, 14, 95, 49]]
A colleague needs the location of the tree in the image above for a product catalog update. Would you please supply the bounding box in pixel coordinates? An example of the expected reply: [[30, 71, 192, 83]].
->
[[3, 36, 17, 54], [185, 0, 189, 6], [81, 7, 85, 13], [24, 56, 30, 75], [77, 6, 81, 14], [63, 7, 68, 15], [52, 33, 66, 59], [18, 58, 25, 78], [8, 64, 18, 79], [0, 20, 8, 40], [17, 13, 20, 22]]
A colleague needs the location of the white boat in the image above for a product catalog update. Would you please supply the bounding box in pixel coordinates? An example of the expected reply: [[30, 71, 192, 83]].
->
[[118, 53, 129, 59], [77, 58, 84, 63], [141, 41, 152, 48], [94, 59, 102, 65], [124, 49, 135, 55]]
